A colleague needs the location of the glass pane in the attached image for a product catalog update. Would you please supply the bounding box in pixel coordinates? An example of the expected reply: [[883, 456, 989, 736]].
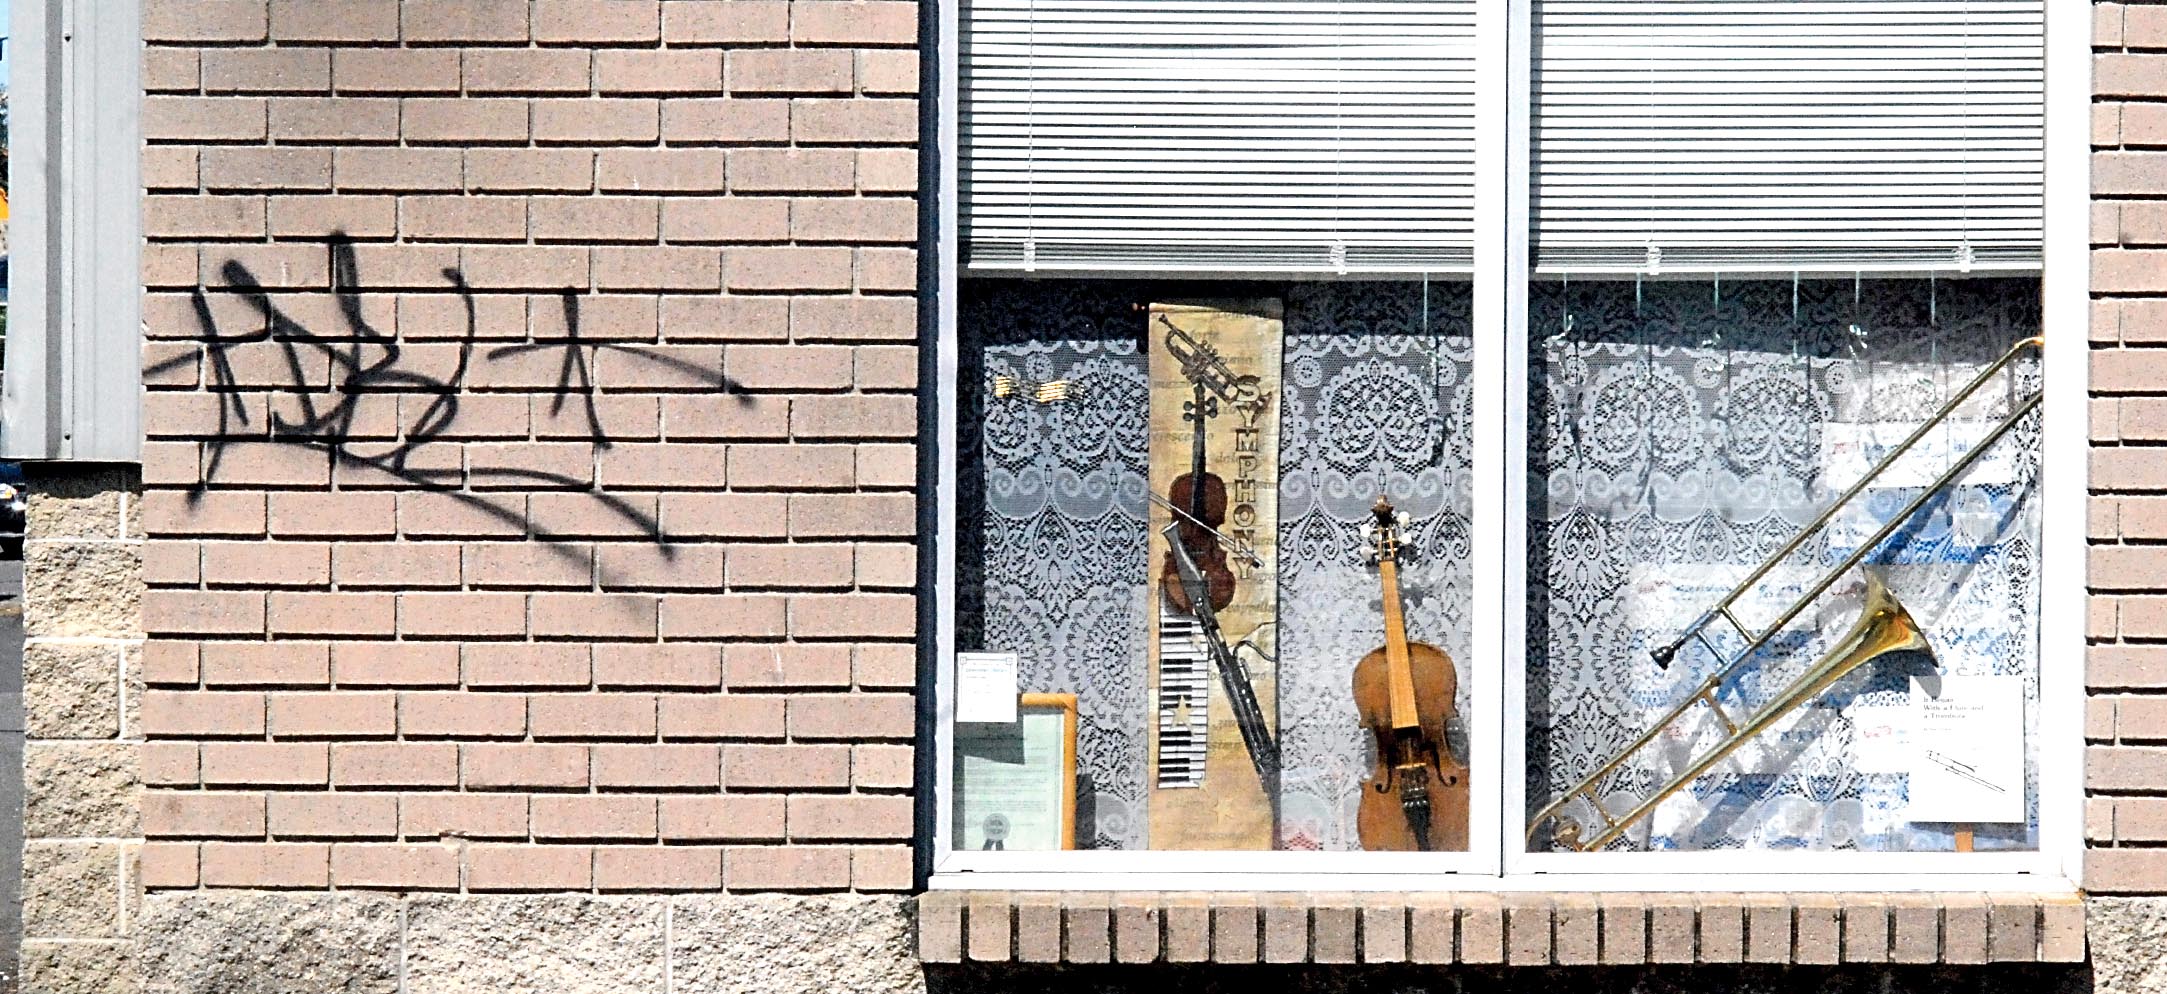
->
[[1521, 276, 2045, 853], [953, 278, 1476, 852]]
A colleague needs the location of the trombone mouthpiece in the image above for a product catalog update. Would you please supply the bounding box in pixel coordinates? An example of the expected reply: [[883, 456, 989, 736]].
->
[[1649, 643, 1678, 669]]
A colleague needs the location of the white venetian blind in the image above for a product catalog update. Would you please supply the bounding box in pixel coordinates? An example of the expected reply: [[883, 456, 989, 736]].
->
[[1532, 0, 2045, 274], [959, 0, 1480, 274]]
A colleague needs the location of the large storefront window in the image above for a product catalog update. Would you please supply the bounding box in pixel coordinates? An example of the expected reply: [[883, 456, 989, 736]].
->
[[934, 0, 2076, 879]]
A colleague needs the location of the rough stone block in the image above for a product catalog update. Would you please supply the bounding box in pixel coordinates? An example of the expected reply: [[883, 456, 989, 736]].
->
[[23, 843, 122, 940], [1359, 897, 1407, 963], [25, 468, 130, 539], [404, 895, 664, 994], [25, 541, 144, 639], [670, 895, 920, 994], [25, 643, 124, 739], [136, 893, 399, 994], [1064, 893, 1111, 964], [21, 940, 136, 994], [25, 743, 139, 837], [1014, 892, 1062, 963]]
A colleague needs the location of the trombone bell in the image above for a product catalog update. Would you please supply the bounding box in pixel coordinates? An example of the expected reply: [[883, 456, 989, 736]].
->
[[1542, 576, 1931, 852]]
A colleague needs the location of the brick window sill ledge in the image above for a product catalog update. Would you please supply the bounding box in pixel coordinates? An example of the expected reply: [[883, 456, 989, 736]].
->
[[916, 890, 2086, 966]]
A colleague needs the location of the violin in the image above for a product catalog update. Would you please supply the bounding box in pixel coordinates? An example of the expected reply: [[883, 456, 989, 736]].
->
[[1159, 317, 1237, 614], [1354, 497, 1469, 852]]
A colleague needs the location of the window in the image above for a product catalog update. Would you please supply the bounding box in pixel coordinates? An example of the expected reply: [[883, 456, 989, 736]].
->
[[0, 0, 141, 462], [934, 0, 2086, 886]]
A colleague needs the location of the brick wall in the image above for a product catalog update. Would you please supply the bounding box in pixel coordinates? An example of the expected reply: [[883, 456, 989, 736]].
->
[[133, 0, 920, 897], [2091, 1, 2167, 895]]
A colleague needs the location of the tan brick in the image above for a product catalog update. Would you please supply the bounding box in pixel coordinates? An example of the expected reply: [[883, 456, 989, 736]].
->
[[660, 493, 791, 539], [468, 844, 594, 891], [333, 643, 461, 688], [400, 794, 530, 840], [145, 96, 267, 142], [1359, 897, 1406, 963], [140, 844, 201, 889], [1987, 897, 2038, 962], [1646, 896, 1694, 963], [660, 695, 787, 741], [666, 0, 789, 42], [1888, 895, 1939, 963], [595, 247, 721, 292], [2088, 848, 2167, 893], [333, 50, 463, 94], [535, 98, 661, 144], [662, 100, 791, 145], [791, 1, 916, 45], [146, 0, 269, 43], [399, 692, 526, 739], [464, 643, 591, 688], [1016, 892, 1064, 963], [596, 845, 723, 890], [1066, 893, 1111, 963], [331, 743, 460, 788], [660, 796, 785, 841], [143, 793, 265, 839], [785, 795, 910, 840], [1211, 896, 1259, 963], [333, 543, 462, 590], [465, 49, 593, 94], [726, 544, 852, 591], [722, 845, 849, 890], [142, 691, 264, 737], [267, 794, 398, 839], [791, 98, 917, 145], [463, 743, 591, 790], [594, 744, 721, 789], [657, 592, 787, 638], [1841, 895, 1889, 963], [1699, 897, 1745, 963], [724, 643, 850, 689], [1409, 895, 1457, 963], [1744, 896, 1791, 963], [201, 843, 329, 888], [199, 643, 329, 687], [399, 593, 528, 639], [533, 795, 656, 840], [597, 149, 729, 193], [1597, 894, 1645, 965], [403, 0, 531, 43], [723, 744, 848, 789], [467, 148, 598, 193], [598, 49, 724, 93], [790, 593, 913, 638], [730, 149, 855, 194], [787, 693, 913, 740], [534, 0, 662, 43], [270, 0, 398, 41], [268, 692, 396, 738], [332, 843, 458, 890]]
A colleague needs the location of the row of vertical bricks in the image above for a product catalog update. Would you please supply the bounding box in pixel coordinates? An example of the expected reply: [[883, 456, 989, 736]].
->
[[2089, 1, 2167, 893], [916, 892, 2087, 965]]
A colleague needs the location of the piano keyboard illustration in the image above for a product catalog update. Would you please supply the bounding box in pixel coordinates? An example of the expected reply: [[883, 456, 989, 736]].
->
[[1156, 604, 1209, 788]]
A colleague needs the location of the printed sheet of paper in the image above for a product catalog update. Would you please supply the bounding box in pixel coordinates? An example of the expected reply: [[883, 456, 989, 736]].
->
[[955, 708, 1070, 850], [956, 652, 1019, 724], [1907, 674, 2024, 824]]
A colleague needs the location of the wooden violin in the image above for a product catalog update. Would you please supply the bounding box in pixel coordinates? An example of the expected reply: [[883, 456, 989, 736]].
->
[[1353, 497, 1469, 852], [1159, 317, 1237, 614]]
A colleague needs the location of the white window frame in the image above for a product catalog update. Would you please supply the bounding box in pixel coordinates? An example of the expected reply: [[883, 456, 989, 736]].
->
[[928, 0, 2086, 893], [0, 0, 143, 463]]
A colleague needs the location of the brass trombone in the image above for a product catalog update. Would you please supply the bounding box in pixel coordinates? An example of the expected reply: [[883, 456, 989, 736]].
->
[[1527, 336, 2044, 852]]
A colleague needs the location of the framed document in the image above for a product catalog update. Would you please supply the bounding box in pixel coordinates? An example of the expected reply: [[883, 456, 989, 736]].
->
[[954, 693, 1078, 851]]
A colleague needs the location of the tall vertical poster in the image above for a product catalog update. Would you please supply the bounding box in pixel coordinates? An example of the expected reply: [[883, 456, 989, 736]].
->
[[1145, 300, 1283, 849]]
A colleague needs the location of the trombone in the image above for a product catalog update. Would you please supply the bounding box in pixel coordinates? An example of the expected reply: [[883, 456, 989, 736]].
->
[[1527, 336, 2044, 852]]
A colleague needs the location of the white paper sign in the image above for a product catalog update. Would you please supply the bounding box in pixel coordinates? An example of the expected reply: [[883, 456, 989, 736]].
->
[[955, 652, 1020, 724], [1907, 675, 2024, 824]]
